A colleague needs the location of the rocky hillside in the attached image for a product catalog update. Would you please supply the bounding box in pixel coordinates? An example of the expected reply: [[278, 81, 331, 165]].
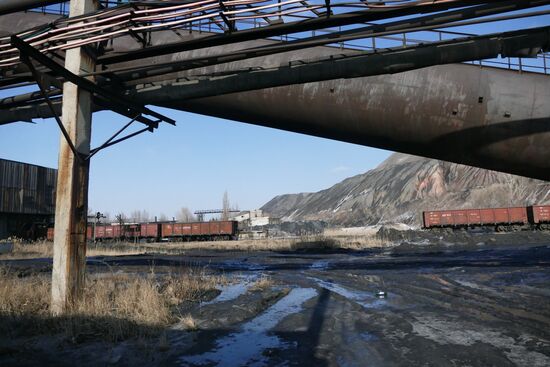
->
[[261, 153, 550, 227]]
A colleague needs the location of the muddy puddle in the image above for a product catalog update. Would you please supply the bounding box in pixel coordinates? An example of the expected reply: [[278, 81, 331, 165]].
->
[[201, 274, 257, 306], [180, 288, 317, 366], [307, 276, 395, 310]]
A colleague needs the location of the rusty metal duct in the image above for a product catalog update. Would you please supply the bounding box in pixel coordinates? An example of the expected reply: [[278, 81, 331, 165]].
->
[[0, 0, 64, 15], [1, 1, 550, 181]]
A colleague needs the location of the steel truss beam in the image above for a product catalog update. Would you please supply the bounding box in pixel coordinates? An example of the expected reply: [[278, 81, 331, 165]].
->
[[11, 36, 175, 126], [92, 1, 550, 85], [2, 1, 548, 89], [11, 35, 176, 158], [5, 24, 548, 128], [98, 0, 513, 65], [19, 52, 83, 161], [134, 26, 550, 102]]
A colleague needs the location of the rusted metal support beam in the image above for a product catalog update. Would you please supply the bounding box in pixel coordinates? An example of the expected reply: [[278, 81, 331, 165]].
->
[[136, 26, 550, 101], [89, 125, 153, 154], [219, 0, 236, 32], [113, 5, 550, 86], [98, 0, 509, 65], [86, 115, 147, 160], [50, 0, 98, 315], [18, 55, 83, 162], [11, 35, 175, 127], [12, 41, 160, 160]]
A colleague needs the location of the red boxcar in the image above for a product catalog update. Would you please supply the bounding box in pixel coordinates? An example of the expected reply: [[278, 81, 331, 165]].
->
[[47, 226, 98, 241], [96, 225, 106, 239], [122, 224, 140, 239], [423, 207, 528, 229], [47, 227, 54, 241], [169, 224, 179, 236], [199, 222, 210, 235], [161, 221, 237, 240], [140, 223, 160, 239], [218, 221, 237, 235], [210, 221, 221, 234], [103, 225, 115, 238], [47, 221, 238, 242], [191, 223, 201, 236], [528, 205, 550, 224], [180, 223, 192, 236], [162, 223, 175, 237]]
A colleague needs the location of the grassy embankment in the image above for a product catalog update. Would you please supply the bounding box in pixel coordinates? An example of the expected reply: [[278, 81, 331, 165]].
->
[[0, 265, 228, 342], [0, 232, 388, 260]]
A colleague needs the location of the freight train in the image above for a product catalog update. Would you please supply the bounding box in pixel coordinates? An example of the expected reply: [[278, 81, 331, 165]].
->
[[47, 220, 239, 242], [423, 205, 550, 231]]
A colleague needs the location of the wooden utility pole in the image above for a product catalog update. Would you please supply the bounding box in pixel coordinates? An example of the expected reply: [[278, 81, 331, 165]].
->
[[51, 0, 98, 315]]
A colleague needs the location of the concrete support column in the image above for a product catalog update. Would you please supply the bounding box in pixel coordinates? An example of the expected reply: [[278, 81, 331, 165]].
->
[[51, 0, 98, 315]]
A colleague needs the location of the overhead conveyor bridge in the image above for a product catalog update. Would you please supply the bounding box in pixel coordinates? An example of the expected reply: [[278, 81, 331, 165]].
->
[[0, 0, 550, 179]]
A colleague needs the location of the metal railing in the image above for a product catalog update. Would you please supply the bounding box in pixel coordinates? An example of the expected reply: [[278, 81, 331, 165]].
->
[[27, 2, 550, 75], [216, 20, 550, 75]]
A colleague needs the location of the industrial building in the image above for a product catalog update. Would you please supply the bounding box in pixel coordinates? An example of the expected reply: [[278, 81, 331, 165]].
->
[[0, 159, 57, 239], [231, 209, 279, 227]]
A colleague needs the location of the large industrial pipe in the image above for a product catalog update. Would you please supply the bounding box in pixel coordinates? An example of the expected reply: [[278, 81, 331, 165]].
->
[[119, 30, 550, 181], [1, 9, 550, 181], [159, 64, 550, 181], [0, 0, 64, 16]]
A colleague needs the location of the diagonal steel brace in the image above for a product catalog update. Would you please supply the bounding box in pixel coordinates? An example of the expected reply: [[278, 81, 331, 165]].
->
[[11, 35, 175, 127], [18, 53, 84, 162], [86, 115, 139, 160]]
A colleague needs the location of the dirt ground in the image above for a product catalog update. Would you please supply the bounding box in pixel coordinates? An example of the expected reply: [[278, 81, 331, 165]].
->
[[1, 231, 550, 366]]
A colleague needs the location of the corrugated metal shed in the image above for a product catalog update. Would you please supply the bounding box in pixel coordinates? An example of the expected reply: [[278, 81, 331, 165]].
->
[[0, 158, 56, 215]]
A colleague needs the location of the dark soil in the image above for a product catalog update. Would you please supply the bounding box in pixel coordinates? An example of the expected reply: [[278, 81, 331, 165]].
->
[[1, 231, 550, 366]]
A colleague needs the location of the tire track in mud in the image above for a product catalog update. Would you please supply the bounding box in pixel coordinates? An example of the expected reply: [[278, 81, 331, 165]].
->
[[393, 272, 550, 336], [178, 287, 318, 366], [286, 266, 550, 367]]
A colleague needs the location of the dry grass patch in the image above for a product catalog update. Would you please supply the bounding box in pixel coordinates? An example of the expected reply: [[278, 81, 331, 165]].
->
[[0, 266, 50, 316], [0, 266, 225, 342], [176, 314, 199, 331], [0, 239, 53, 259], [250, 275, 275, 291], [140, 234, 389, 253], [0, 240, 146, 259], [0, 231, 392, 261], [140, 238, 297, 253], [333, 235, 388, 249], [160, 268, 228, 305], [86, 246, 145, 257]]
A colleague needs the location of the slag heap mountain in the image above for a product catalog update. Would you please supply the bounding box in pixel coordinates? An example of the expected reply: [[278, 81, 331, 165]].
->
[[261, 153, 550, 227]]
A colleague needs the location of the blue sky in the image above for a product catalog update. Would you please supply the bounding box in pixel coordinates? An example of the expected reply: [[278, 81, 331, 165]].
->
[[0, 106, 390, 218], [1, 7, 549, 219]]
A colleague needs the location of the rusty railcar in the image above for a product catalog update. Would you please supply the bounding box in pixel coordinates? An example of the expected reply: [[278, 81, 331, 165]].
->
[[527, 205, 550, 229], [48, 220, 238, 242], [46, 227, 54, 241], [161, 220, 238, 241], [49, 223, 145, 242], [423, 207, 529, 231], [140, 223, 161, 240]]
